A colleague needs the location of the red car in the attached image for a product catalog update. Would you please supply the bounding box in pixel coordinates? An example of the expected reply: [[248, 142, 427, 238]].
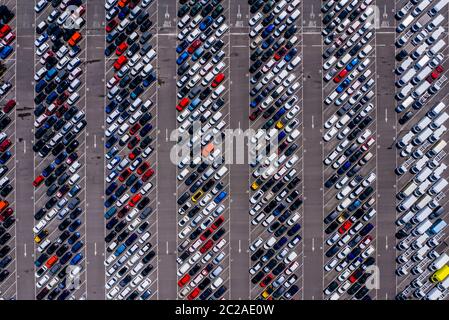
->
[[116, 42, 128, 56], [187, 288, 200, 300], [178, 274, 190, 287], [33, 175, 45, 187], [118, 205, 130, 218], [113, 55, 128, 70], [211, 73, 225, 88], [106, 19, 118, 33], [338, 220, 353, 234], [0, 25, 11, 38], [176, 97, 190, 111], [129, 194, 142, 207], [187, 39, 202, 54], [128, 147, 141, 160], [200, 228, 212, 241], [212, 216, 224, 230], [334, 69, 348, 83], [274, 47, 287, 61], [0, 139, 11, 152], [0, 207, 13, 222], [3, 99, 15, 113], [141, 168, 154, 182], [200, 239, 213, 254], [129, 123, 141, 135], [127, 136, 140, 149], [137, 162, 149, 175], [118, 168, 132, 182], [260, 274, 274, 287], [249, 108, 262, 121]]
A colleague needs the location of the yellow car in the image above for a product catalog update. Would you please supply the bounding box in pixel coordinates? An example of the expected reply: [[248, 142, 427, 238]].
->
[[251, 181, 260, 191], [337, 213, 348, 224], [34, 230, 48, 244], [261, 290, 270, 299], [191, 190, 204, 203], [275, 121, 284, 129]]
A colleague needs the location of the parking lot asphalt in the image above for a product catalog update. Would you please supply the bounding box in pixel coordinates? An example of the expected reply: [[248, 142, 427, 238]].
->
[[85, 0, 106, 300], [2, 0, 448, 300], [157, 1, 178, 299], [15, 0, 35, 300]]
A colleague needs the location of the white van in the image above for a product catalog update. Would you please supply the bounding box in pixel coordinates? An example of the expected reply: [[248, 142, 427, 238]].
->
[[214, 166, 228, 180]]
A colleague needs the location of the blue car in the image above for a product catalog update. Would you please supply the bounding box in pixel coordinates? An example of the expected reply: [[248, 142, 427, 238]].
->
[[284, 48, 298, 62], [261, 24, 275, 38], [176, 40, 189, 54], [42, 164, 55, 177], [105, 135, 118, 149], [68, 232, 81, 245], [104, 207, 117, 220], [60, 252, 73, 265], [176, 51, 189, 65], [71, 241, 84, 253], [54, 151, 68, 165], [118, 7, 130, 20], [273, 107, 286, 121], [0, 46, 13, 59], [106, 147, 119, 159], [131, 180, 143, 193], [143, 73, 156, 87], [114, 244, 126, 257], [192, 47, 204, 61], [199, 16, 213, 31], [139, 123, 152, 137], [35, 79, 47, 93], [214, 191, 228, 203], [45, 68, 58, 81], [35, 33, 48, 46], [346, 58, 359, 71], [69, 219, 82, 232], [278, 131, 286, 141], [46, 91, 58, 104], [104, 195, 117, 208], [188, 97, 201, 111], [0, 151, 11, 164], [261, 36, 274, 49], [70, 253, 83, 265]]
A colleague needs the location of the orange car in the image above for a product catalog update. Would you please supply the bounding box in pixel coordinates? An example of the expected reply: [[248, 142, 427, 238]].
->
[[118, 0, 130, 7], [0, 200, 9, 213], [202, 142, 214, 158], [68, 31, 82, 47], [45, 255, 58, 269]]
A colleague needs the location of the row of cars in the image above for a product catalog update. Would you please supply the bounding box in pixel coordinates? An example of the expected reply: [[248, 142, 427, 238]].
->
[[103, 0, 158, 300], [393, 0, 449, 301], [0, 3, 16, 300], [320, 0, 377, 300], [247, 0, 302, 300], [175, 0, 231, 300], [32, 0, 87, 300]]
